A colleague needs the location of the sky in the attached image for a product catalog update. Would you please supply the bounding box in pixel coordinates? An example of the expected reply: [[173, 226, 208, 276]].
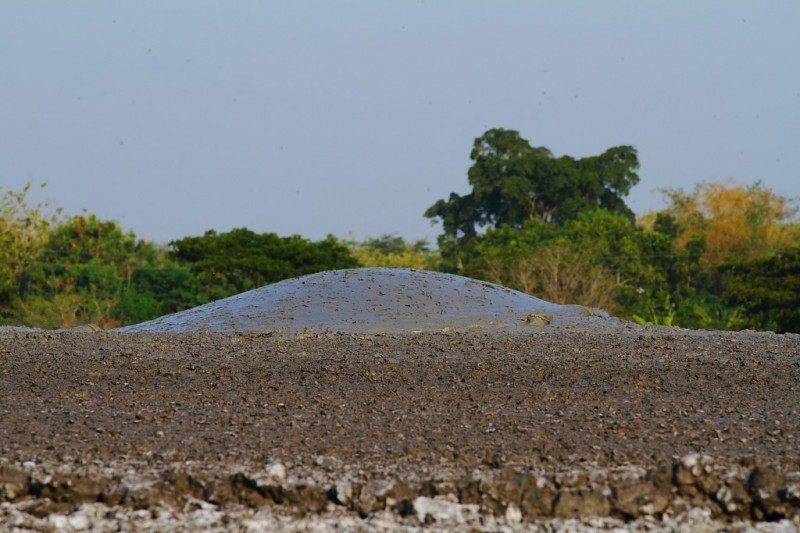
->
[[1, 1, 798, 247]]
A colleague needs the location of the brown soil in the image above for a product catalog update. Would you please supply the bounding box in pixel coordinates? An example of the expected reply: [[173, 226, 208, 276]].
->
[[1, 328, 799, 527]]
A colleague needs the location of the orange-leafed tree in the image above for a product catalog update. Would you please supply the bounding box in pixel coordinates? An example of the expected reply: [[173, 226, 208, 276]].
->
[[656, 180, 796, 268]]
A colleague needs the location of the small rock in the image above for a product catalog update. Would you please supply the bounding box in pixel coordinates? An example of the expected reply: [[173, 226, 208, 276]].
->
[[67, 512, 90, 530], [613, 479, 669, 518], [479, 472, 524, 515], [266, 462, 286, 481], [505, 503, 522, 524], [355, 479, 394, 516], [333, 480, 353, 505], [714, 478, 750, 518], [383, 480, 416, 511], [674, 453, 718, 498], [524, 314, 551, 325], [0, 467, 29, 501], [748, 465, 790, 520], [554, 488, 611, 518], [519, 474, 557, 519], [413, 496, 480, 525], [47, 514, 69, 530]]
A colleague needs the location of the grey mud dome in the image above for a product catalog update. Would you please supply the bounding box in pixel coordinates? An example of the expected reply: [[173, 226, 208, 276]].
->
[[2, 268, 800, 531], [115, 267, 618, 335]]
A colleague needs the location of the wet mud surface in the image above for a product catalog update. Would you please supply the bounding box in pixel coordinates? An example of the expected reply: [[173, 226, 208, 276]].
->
[[114, 268, 617, 335], [2, 328, 800, 530]]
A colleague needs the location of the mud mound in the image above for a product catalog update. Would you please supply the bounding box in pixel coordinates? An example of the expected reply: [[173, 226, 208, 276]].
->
[[114, 268, 622, 334]]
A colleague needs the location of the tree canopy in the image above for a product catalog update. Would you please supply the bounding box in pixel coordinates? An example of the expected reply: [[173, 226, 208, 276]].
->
[[722, 246, 800, 333], [347, 233, 439, 270], [0, 182, 60, 308], [2, 150, 797, 334], [169, 228, 358, 298], [646, 180, 797, 268], [425, 128, 640, 248]]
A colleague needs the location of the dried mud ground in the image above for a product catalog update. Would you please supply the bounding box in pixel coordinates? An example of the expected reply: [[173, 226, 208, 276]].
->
[[1, 328, 799, 531]]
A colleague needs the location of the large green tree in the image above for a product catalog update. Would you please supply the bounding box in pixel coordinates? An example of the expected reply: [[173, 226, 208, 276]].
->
[[169, 228, 358, 298], [425, 128, 640, 251]]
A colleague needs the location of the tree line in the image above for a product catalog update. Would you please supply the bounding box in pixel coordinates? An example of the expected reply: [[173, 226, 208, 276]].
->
[[2, 128, 798, 332], [0, 185, 438, 329], [425, 129, 799, 333]]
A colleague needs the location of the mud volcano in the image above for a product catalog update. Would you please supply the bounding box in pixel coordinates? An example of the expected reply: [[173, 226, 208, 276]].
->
[[115, 267, 616, 334], [3, 268, 800, 530]]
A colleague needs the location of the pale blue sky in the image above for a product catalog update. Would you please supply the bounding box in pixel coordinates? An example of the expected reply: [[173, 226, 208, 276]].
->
[[2, 1, 798, 246]]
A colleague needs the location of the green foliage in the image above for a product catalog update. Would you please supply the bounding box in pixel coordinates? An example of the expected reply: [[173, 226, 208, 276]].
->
[[460, 202, 791, 332], [424, 193, 479, 272], [348, 234, 440, 270], [41, 214, 156, 281], [3, 161, 797, 334], [115, 262, 207, 324], [0, 183, 359, 328], [169, 228, 359, 298], [361, 234, 431, 255], [631, 293, 677, 327], [563, 210, 647, 278], [464, 211, 642, 312], [466, 128, 549, 228], [425, 128, 640, 263], [629, 182, 799, 331], [0, 194, 202, 328], [14, 293, 97, 329], [0, 182, 61, 314], [425, 129, 640, 271], [22, 214, 161, 328], [722, 247, 800, 333]]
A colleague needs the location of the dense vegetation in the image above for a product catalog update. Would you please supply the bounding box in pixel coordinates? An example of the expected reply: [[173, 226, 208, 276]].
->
[[2, 129, 798, 332]]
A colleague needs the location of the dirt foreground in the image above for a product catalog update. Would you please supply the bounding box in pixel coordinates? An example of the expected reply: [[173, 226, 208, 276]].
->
[[1, 326, 799, 531]]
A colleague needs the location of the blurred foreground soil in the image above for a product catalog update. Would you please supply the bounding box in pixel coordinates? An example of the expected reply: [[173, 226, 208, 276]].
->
[[1, 329, 799, 531]]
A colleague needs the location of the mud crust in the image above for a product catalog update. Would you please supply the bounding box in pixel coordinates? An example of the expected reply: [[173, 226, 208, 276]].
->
[[1, 329, 799, 530]]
